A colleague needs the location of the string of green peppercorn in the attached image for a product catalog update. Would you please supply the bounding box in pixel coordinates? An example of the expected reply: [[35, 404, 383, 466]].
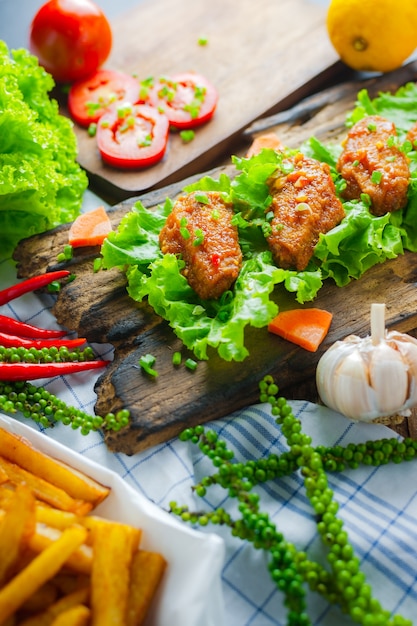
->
[[0, 379, 130, 435], [174, 424, 311, 625], [171, 375, 412, 626], [0, 345, 96, 364]]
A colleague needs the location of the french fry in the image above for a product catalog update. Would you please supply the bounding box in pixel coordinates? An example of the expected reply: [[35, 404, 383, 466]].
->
[[0, 429, 168, 625], [0, 484, 36, 585], [50, 604, 90, 626], [90, 520, 141, 626], [0, 429, 110, 505], [28, 524, 93, 575], [126, 550, 167, 626], [0, 525, 87, 623], [35, 505, 81, 530], [0, 456, 92, 515], [19, 588, 90, 626], [18, 587, 90, 626]]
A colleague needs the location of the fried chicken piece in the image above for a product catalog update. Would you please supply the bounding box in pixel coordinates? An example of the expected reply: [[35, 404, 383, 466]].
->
[[266, 152, 345, 271], [337, 115, 410, 216], [159, 191, 242, 300]]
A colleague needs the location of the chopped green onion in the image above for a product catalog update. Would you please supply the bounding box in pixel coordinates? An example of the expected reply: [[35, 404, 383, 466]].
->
[[193, 228, 205, 246], [172, 351, 182, 366], [180, 217, 191, 239], [139, 353, 158, 377], [198, 36, 208, 46], [87, 123, 97, 137], [180, 130, 195, 143], [185, 358, 198, 371], [371, 170, 383, 184]]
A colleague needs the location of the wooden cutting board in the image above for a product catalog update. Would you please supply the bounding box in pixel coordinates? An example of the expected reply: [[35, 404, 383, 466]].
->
[[14, 61, 417, 455], [64, 0, 342, 199]]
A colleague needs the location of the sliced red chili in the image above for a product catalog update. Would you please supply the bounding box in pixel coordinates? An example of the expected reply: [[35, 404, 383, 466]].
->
[[0, 271, 71, 306], [68, 69, 140, 127], [147, 72, 218, 130], [96, 103, 169, 169], [0, 360, 110, 382], [0, 315, 67, 339], [0, 332, 86, 350]]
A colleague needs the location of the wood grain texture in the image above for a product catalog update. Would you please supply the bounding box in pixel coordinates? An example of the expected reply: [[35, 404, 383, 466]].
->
[[14, 63, 417, 454], [64, 0, 343, 199]]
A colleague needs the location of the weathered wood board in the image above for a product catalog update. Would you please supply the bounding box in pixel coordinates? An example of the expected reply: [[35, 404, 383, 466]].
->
[[13, 62, 417, 455], [63, 0, 344, 198]]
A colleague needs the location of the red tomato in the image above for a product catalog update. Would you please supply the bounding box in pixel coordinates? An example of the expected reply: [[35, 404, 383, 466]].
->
[[68, 69, 140, 127], [29, 0, 112, 83], [96, 103, 170, 169], [147, 72, 218, 130]]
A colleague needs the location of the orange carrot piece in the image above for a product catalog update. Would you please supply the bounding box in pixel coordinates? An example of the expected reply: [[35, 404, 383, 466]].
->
[[68, 206, 112, 248], [267, 308, 333, 352], [246, 132, 284, 157]]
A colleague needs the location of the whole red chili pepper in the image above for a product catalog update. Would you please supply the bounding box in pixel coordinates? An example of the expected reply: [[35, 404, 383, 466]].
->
[[0, 332, 86, 350], [0, 315, 67, 339], [0, 271, 71, 306], [0, 360, 110, 381]]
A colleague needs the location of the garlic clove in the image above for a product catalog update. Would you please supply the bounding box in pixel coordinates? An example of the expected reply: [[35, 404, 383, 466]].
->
[[368, 341, 409, 415], [388, 331, 417, 408], [315, 337, 359, 409], [322, 346, 377, 420]]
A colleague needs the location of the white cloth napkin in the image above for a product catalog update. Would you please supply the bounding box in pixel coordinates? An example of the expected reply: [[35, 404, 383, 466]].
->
[[2, 256, 417, 626]]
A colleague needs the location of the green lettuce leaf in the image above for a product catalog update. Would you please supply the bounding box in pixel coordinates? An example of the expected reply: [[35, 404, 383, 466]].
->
[[101, 199, 172, 271], [0, 41, 88, 256]]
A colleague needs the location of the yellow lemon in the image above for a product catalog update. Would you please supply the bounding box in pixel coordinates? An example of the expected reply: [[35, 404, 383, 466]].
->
[[326, 0, 417, 73]]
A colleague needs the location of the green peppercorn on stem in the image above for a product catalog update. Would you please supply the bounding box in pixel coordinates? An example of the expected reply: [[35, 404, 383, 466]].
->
[[174, 376, 413, 626], [0, 380, 130, 434]]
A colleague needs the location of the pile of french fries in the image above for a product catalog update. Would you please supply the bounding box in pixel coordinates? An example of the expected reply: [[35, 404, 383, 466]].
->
[[0, 427, 167, 626]]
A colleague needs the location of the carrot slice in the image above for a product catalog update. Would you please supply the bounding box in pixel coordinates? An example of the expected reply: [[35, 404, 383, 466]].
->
[[68, 206, 112, 248], [246, 132, 284, 157], [267, 308, 333, 352]]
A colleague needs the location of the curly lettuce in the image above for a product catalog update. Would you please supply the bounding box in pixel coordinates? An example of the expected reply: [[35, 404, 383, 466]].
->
[[0, 41, 88, 257], [101, 84, 417, 362]]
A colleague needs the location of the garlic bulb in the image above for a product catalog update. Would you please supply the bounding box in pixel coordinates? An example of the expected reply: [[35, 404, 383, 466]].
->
[[316, 303, 417, 422]]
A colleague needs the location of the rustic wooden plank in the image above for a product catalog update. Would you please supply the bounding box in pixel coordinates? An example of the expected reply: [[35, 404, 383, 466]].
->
[[63, 0, 345, 199], [13, 65, 417, 455]]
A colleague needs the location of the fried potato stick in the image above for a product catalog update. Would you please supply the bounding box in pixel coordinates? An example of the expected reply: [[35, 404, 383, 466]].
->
[[90, 520, 141, 626], [0, 429, 109, 505], [0, 525, 87, 623], [126, 550, 167, 626], [0, 456, 91, 515], [19, 587, 90, 626], [50, 604, 90, 626], [28, 524, 93, 575], [0, 484, 36, 585]]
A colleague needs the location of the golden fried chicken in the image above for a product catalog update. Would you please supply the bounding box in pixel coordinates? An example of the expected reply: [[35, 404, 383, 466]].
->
[[159, 191, 242, 300], [337, 115, 410, 216], [266, 152, 345, 271]]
